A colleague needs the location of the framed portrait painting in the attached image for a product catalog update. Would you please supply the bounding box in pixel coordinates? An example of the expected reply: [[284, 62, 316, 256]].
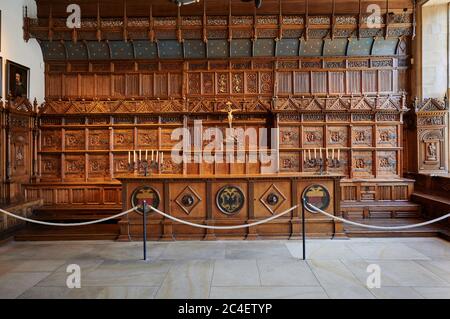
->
[[6, 60, 30, 99]]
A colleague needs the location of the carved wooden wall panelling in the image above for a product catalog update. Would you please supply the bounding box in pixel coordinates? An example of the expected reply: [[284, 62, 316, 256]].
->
[[415, 98, 449, 174], [43, 57, 406, 101], [0, 99, 39, 204]]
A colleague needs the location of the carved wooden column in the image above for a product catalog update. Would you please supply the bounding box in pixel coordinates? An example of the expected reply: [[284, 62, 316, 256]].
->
[[415, 97, 449, 174]]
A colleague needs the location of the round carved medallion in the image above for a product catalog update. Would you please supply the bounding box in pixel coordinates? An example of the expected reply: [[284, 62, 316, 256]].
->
[[181, 194, 195, 207], [302, 184, 331, 213], [216, 185, 245, 215], [266, 193, 279, 206], [131, 186, 160, 214]]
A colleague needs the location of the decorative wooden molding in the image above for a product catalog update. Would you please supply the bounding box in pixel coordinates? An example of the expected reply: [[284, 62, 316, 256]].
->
[[415, 97, 449, 174]]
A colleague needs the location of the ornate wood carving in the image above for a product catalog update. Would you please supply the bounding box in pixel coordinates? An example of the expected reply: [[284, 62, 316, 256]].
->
[[415, 97, 449, 174]]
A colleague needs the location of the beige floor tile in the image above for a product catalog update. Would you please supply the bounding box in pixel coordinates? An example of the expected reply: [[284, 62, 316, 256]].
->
[[210, 286, 328, 299], [413, 287, 450, 299], [0, 272, 51, 299], [212, 260, 260, 287], [156, 260, 213, 299], [257, 259, 320, 286]]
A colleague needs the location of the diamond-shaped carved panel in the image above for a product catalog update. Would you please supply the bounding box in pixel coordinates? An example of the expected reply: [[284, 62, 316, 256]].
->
[[175, 186, 202, 215], [259, 184, 287, 215]]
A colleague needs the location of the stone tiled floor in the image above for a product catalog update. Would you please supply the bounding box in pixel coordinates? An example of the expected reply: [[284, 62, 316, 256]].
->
[[0, 238, 449, 299]]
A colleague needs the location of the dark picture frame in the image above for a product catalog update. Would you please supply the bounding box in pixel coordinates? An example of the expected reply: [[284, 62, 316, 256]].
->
[[6, 60, 30, 99]]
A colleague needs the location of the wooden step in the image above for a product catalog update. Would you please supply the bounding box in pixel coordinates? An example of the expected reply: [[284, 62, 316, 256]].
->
[[340, 200, 422, 219], [344, 218, 449, 238], [14, 206, 122, 241]]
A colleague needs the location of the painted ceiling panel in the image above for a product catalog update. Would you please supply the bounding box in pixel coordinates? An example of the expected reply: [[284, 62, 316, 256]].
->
[[158, 40, 183, 59], [207, 40, 229, 58], [109, 41, 134, 59], [230, 39, 252, 57], [323, 38, 348, 56], [41, 41, 66, 60], [134, 41, 158, 59], [87, 41, 110, 60], [254, 39, 275, 57], [66, 42, 88, 60], [371, 38, 399, 56], [184, 40, 206, 59], [276, 39, 299, 56], [347, 38, 374, 56], [300, 39, 324, 56]]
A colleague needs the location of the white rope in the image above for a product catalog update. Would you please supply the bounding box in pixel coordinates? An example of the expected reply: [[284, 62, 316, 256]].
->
[[305, 202, 450, 230], [148, 204, 299, 230], [0, 207, 137, 227]]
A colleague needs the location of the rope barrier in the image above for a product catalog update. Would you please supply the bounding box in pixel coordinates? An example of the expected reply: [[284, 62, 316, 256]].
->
[[304, 202, 450, 230], [0, 204, 298, 230], [148, 205, 299, 230], [0, 207, 136, 227]]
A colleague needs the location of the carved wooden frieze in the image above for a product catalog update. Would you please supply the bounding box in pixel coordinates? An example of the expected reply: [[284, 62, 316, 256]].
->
[[65, 130, 85, 150], [113, 156, 130, 174], [352, 151, 373, 178], [88, 155, 109, 177], [65, 155, 85, 179], [280, 152, 300, 172], [137, 129, 158, 148], [377, 151, 397, 176], [41, 130, 62, 151], [352, 126, 373, 147], [88, 130, 110, 150], [376, 126, 398, 147], [327, 127, 348, 147], [303, 127, 323, 147], [279, 127, 300, 148], [114, 130, 134, 150]]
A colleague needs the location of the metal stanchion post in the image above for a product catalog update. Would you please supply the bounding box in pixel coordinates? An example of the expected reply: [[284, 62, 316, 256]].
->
[[142, 200, 148, 261], [302, 201, 306, 261]]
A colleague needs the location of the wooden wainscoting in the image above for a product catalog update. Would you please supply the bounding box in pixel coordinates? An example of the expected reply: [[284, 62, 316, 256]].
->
[[24, 183, 122, 206]]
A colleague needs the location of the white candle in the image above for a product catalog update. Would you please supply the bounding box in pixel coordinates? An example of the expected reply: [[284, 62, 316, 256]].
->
[[160, 152, 164, 164], [338, 149, 341, 161], [152, 150, 154, 161], [314, 148, 317, 159], [319, 148, 323, 159], [145, 150, 148, 161], [156, 151, 159, 162], [309, 149, 311, 160], [139, 149, 142, 161], [332, 148, 335, 160], [133, 151, 136, 163], [128, 151, 131, 164]]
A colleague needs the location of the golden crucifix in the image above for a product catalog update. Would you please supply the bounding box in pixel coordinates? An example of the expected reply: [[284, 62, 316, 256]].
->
[[223, 101, 240, 130], [222, 101, 240, 142]]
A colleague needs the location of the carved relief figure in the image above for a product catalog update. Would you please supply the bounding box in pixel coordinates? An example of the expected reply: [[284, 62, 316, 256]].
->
[[427, 142, 437, 161], [355, 158, 365, 169], [355, 131, 366, 142]]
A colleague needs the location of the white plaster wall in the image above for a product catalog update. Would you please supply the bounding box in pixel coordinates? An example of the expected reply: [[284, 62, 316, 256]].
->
[[422, 2, 449, 98], [0, 0, 44, 103]]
